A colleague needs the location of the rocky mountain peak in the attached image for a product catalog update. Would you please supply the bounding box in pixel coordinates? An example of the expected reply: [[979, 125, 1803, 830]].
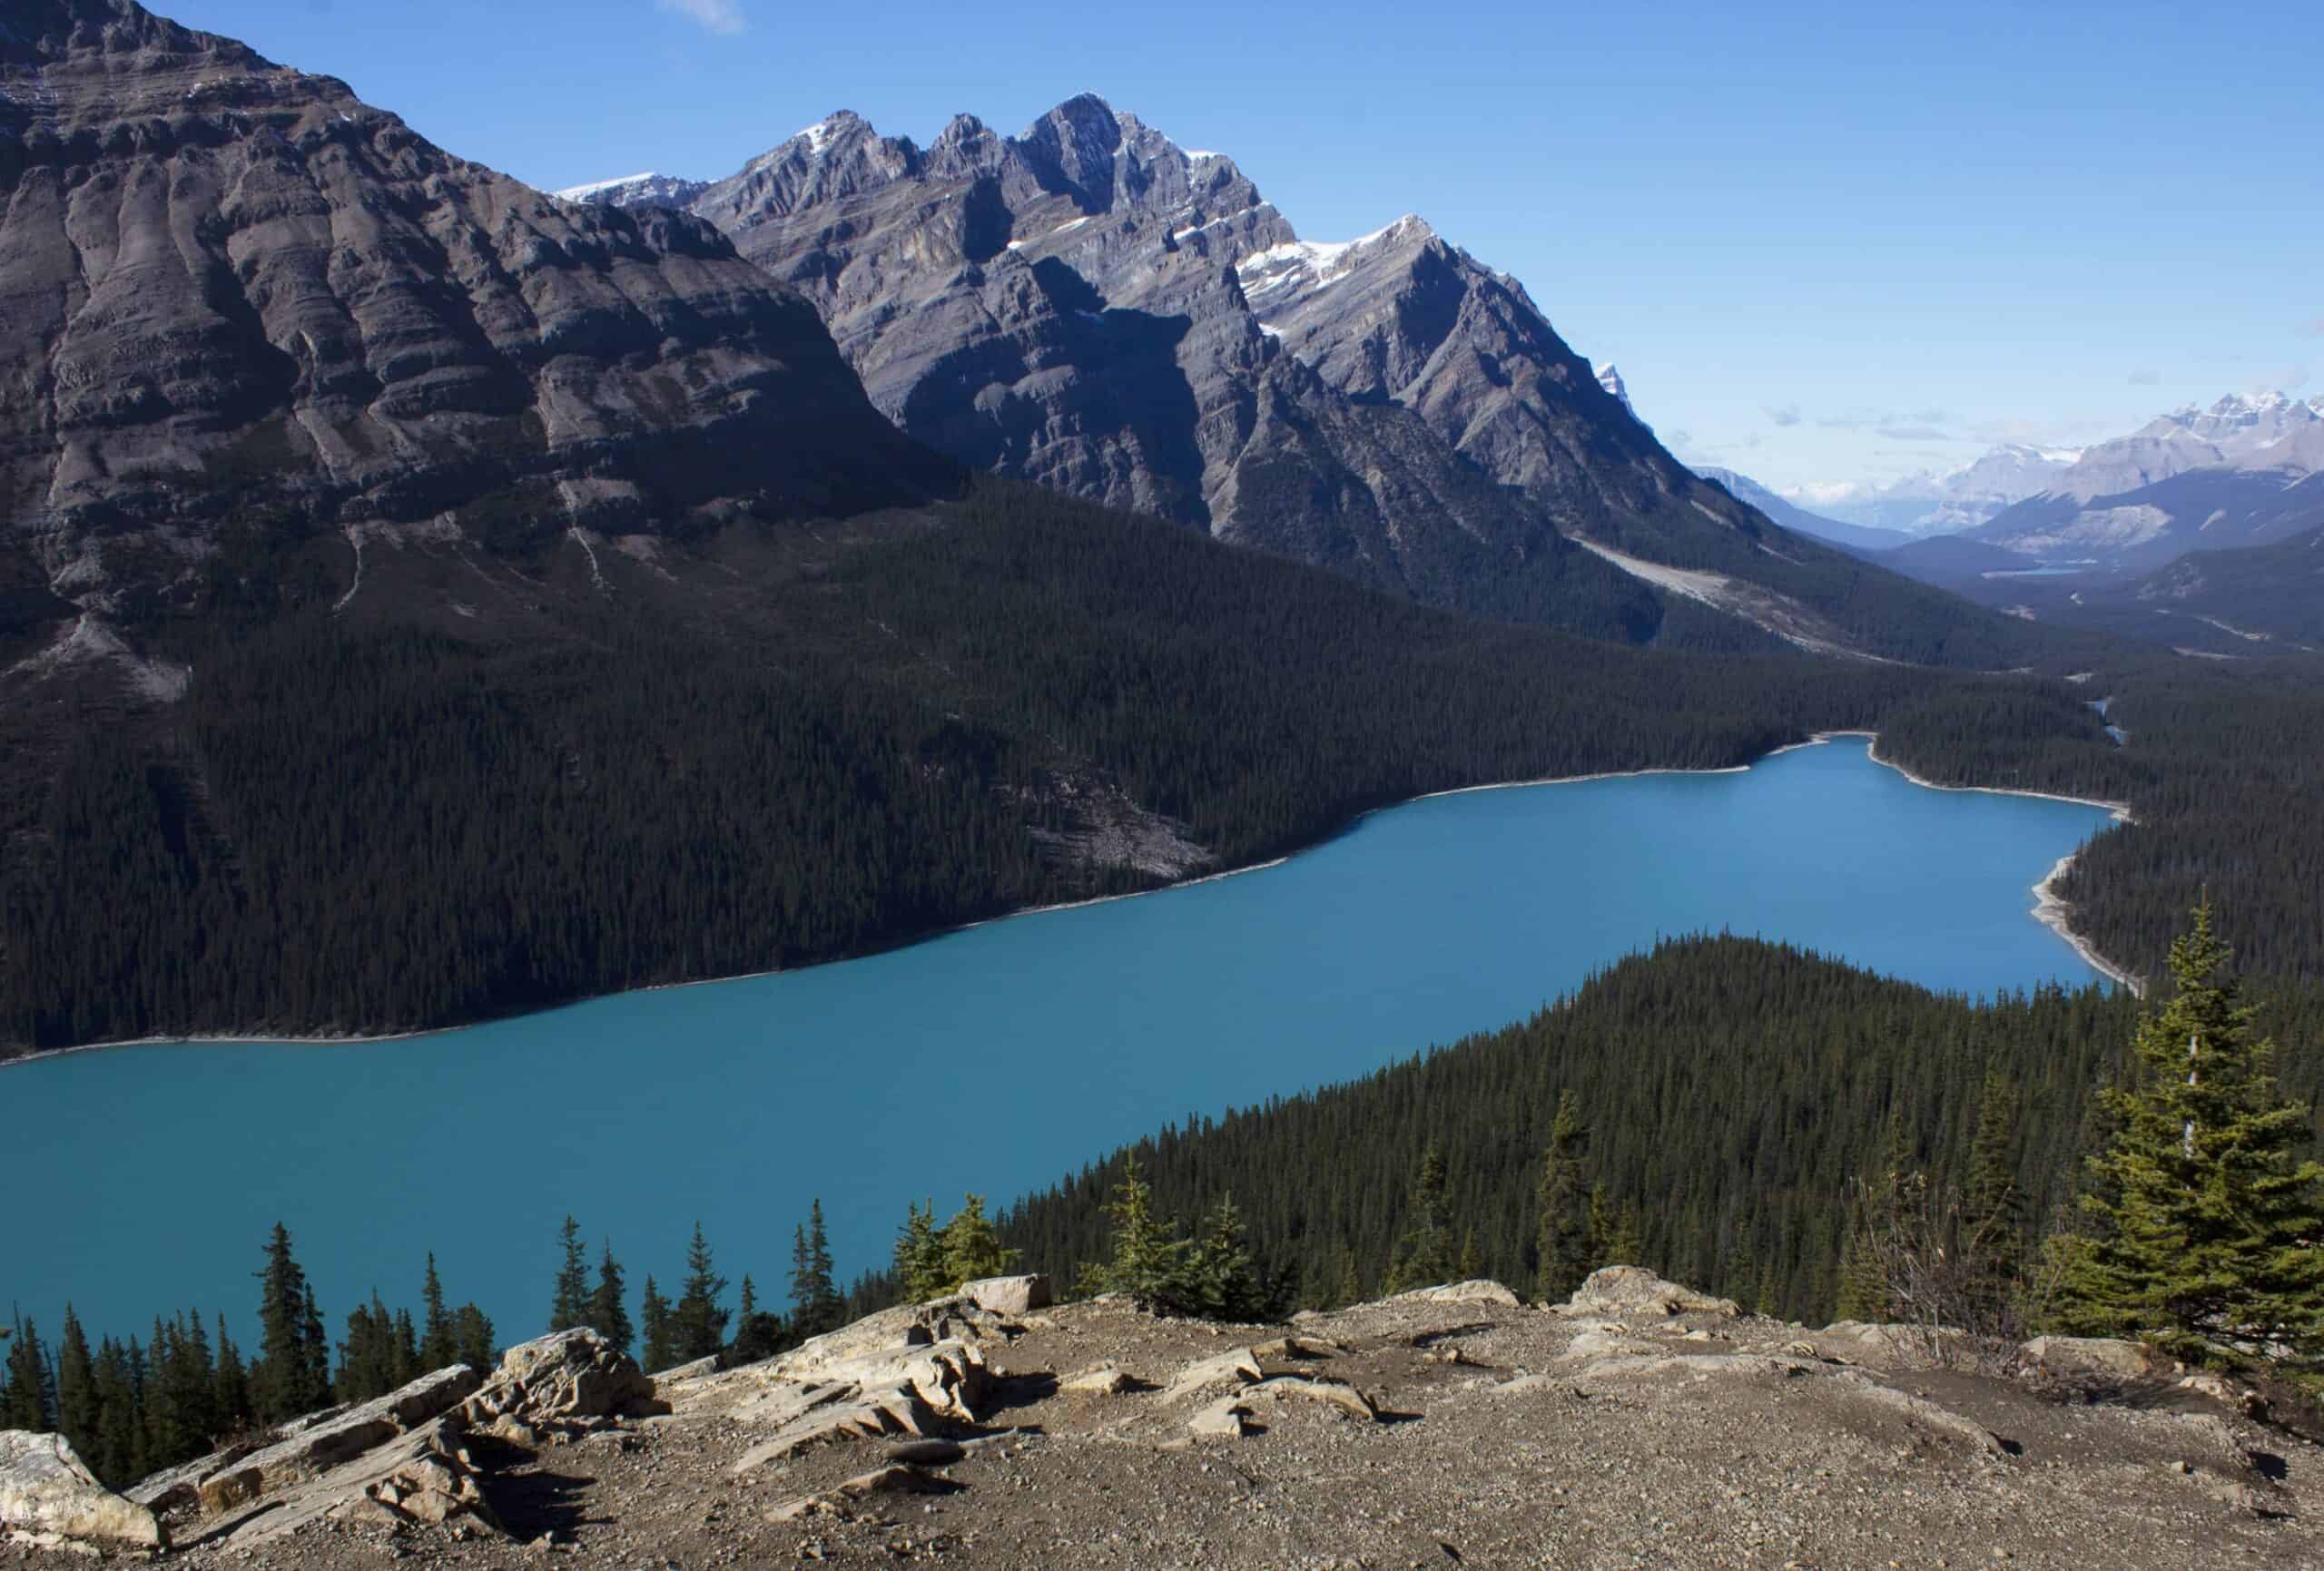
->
[[0, 0, 247, 67], [0, 0, 939, 625]]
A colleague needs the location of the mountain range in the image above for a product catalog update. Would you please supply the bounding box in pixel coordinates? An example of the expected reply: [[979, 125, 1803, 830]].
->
[[558, 102, 2039, 663]]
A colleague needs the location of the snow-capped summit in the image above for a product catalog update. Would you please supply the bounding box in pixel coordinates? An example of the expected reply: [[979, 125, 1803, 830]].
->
[[1595, 364, 1636, 417], [553, 172, 704, 207]]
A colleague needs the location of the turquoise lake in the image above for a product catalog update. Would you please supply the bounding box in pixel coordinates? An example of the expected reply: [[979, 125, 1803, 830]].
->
[[6, 738, 2117, 1346]]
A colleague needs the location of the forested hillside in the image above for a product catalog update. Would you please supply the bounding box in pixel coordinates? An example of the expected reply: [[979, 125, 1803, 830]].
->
[[9, 480, 2324, 1052], [999, 936, 2324, 1323], [0, 483, 2079, 1052]]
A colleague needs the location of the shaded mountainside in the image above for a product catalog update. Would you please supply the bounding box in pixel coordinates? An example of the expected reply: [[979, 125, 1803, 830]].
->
[[0, 0, 948, 653], [3, 476, 2065, 1052], [575, 98, 2063, 666]]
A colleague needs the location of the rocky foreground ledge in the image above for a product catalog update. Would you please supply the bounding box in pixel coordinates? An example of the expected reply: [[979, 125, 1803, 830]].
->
[[4, 1269, 2316, 1568]]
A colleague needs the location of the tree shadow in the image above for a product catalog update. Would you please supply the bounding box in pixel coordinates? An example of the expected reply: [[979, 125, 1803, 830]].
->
[[467, 1434, 596, 1544]]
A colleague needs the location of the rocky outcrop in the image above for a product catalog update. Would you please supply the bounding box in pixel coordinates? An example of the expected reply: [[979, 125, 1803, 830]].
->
[[0, 1430, 167, 1550], [1561, 1265, 1739, 1319], [960, 1274, 1053, 1316], [457, 1328, 665, 1444], [2018, 1335, 2158, 1384], [196, 1362, 480, 1515], [0, 0, 946, 637]]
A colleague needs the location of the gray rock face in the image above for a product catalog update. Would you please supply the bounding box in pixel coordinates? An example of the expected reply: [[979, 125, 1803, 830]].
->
[[631, 98, 1668, 636], [0, 1429, 167, 1550], [195, 1362, 480, 1516], [0, 0, 945, 630], [457, 1328, 665, 1442]]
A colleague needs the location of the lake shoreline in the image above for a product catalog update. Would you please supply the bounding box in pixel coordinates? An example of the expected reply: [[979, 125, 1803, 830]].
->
[[0, 731, 2135, 1073]]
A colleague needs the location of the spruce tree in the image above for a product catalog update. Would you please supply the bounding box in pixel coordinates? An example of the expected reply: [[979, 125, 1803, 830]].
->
[[212, 1314, 251, 1434], [893, 1201, 949, 1303], [1534, 1090, 1593, 1302], [638, 1276, 675, 1374], [1386, 1144, 1457, 1291], [1962, 1065, 2026, 1316], [452, 1305, 496, 1372], [251, 1223, 330, 1423], [3, 1313, 52, 1430], [805, 1202, 841, 1334], [93, 1340, 143, 1487], [939, 1194, 1016, 1289], [1331, 1246, 1365, 1310], [1078, 1158, 1188, 1302], [1183, 1194, 1267, 1321], [588, 1242, 634, 1356], [1585, 1183, 1618, 1272], [2050, 907, 2324, 1362], [55, 1307, 97, 1460], [672, 1223, 730, 1362], [549, 1215, 590, 1333], [419, 1253, 457, 1371], [1456, 1229, 1482, 1283]]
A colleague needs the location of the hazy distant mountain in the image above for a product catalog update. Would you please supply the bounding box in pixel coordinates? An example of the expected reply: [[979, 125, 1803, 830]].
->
[[564, 100, 2040, 662], [1805, 445, 2083, 535], [1965, 394, 2324, 571], [1695, 469, 1911, 553]]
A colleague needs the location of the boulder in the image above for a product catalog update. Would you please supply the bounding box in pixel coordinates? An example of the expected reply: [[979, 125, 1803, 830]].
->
[[1163, 1347, 1265, 1401], [1563, 1267, 1738, 1319], [458, 1328, 665, 1442], [962, 1274, 1053, 1316], [0, 1430, 167, 1551], [1188, 1396, 1251, 1438], [1392, 1280, 1523, 1308], [725, 1340, 990, 1473], [1064, 1365, 1135, 1395], [1247, 1375, 1376, 1421], [199, 1362, 480, 1516], [1814, 1320, 1965, 1370], [2018, 1336, 2155, 1384]]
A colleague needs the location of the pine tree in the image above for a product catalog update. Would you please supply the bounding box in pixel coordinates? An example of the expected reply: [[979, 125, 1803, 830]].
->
[[1585, 1183, 1618, 1272], [212, 1314, 251, 1434], [588, 1242, 633, 1357], [727, 1275, 786, 1367], [805, 1202, 841, 1334], [893, 1201, 950, 1303], [672, 1223, 730, 1363], [549, 1215, 590, 1333], [54, 1307, 97, 1460], [1331, 1246, 1365, 1310], [638, 1276, 675, 1374], [789, 1215, 840, 1340], [1385, 1144, 1457, 1291], [1606, 1203, 1647, 1270], [1077, 1158, 1188, 1302], [1534, 1090, 1594, 1302], [2049, 907, 2324, 1362], [4, 1312, 52, 1430], [1962, 1065, 2027, 1316], [939, 1194, 1016, 1290], [251, 1223, 330, 1424], [419, 1253, 457, 1371], [1456, 1228, 1482, 1282], [452, 1305, 496, 1373], [300, 1283, 331, 1406], [93, 1340, 143, 1488], [1183, 1194, 1268, 1321]]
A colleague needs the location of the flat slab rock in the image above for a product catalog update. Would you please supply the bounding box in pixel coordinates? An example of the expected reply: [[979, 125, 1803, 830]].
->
[[0, 1430, 166, 1550], [197, 1362, 481, 1517]]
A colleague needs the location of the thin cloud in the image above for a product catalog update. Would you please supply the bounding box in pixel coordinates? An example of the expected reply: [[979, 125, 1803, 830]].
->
[[2127, 369, 2162, 386], [1763, 404, 1802, 427], [658, 0, 746, 34], [1876, 424, 1951, 441]]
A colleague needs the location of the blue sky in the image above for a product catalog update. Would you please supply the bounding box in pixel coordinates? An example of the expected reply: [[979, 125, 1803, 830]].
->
[[172, 0, 2322, 496]]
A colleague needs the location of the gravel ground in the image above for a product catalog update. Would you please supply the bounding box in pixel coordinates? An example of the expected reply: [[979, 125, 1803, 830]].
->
[[13, 1286, 2317, 1571]]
